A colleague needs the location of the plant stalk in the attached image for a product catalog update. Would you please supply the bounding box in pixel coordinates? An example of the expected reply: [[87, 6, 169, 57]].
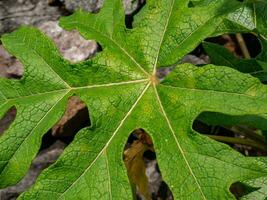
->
[[207, 135, 267, 152], [236, 33, 251, 59], [230, 125, 267, 145]]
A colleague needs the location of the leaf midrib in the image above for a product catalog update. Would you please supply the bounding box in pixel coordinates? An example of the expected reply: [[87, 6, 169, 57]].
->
[[2, 79, 149, 103], [104, 150, 112, 200], [153, 0, 175, 73]]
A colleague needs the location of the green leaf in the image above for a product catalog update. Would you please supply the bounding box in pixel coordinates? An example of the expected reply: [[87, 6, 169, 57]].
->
[[203, 41, 262, 73], [1, 0, 267, 199], [203, 39, 267, 82]]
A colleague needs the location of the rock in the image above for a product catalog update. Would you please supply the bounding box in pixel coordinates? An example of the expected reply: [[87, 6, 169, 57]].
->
[[0, 46, 23, 79], [0, 0, 145, 35], [64, 0, 102, 13], [0, 0, 63, 35], [0, 107, 16, 135], [38, 21, 98, 62], [181, 54, 209, 65], [145, 160, 162, 198], [63, 0, 142, 14], [123, 0, 144, 15]]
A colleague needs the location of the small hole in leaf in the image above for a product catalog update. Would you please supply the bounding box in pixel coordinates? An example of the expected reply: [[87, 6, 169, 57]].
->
[[182, 34, 265, 83], [184, 33, 262, 67], [0, 106, 16, 135], [193, 112, 267, 156], [125, 0, 146, 29], [38, 21, 98, 63], [0, 45, 23, 79], [204, 34, 262, 59], [179, 42, 209, 66], [241, 33, 261, 58], [96, 42, 103, 52], [187, 1, 195, 8], [156, 67, 174, 81], [230, 181, 258, 199], [40, 96, 90, 150], [123, 128, 173, 200]]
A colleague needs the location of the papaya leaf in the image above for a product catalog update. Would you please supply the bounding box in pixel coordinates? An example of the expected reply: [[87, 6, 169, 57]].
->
[[0, 0, 267, 199]]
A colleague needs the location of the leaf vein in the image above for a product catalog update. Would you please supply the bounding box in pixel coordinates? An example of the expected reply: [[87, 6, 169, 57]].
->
[[153, 84, 207, 200], [104, 150, 112, 200], [3, 79, 149, 102], [153, 0, 175, 73]]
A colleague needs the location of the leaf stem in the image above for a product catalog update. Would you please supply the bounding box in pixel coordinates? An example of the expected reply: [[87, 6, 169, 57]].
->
[[207, 135, 267, 152], [235, 33, 251, 59], [230, 125, 266, 145]]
